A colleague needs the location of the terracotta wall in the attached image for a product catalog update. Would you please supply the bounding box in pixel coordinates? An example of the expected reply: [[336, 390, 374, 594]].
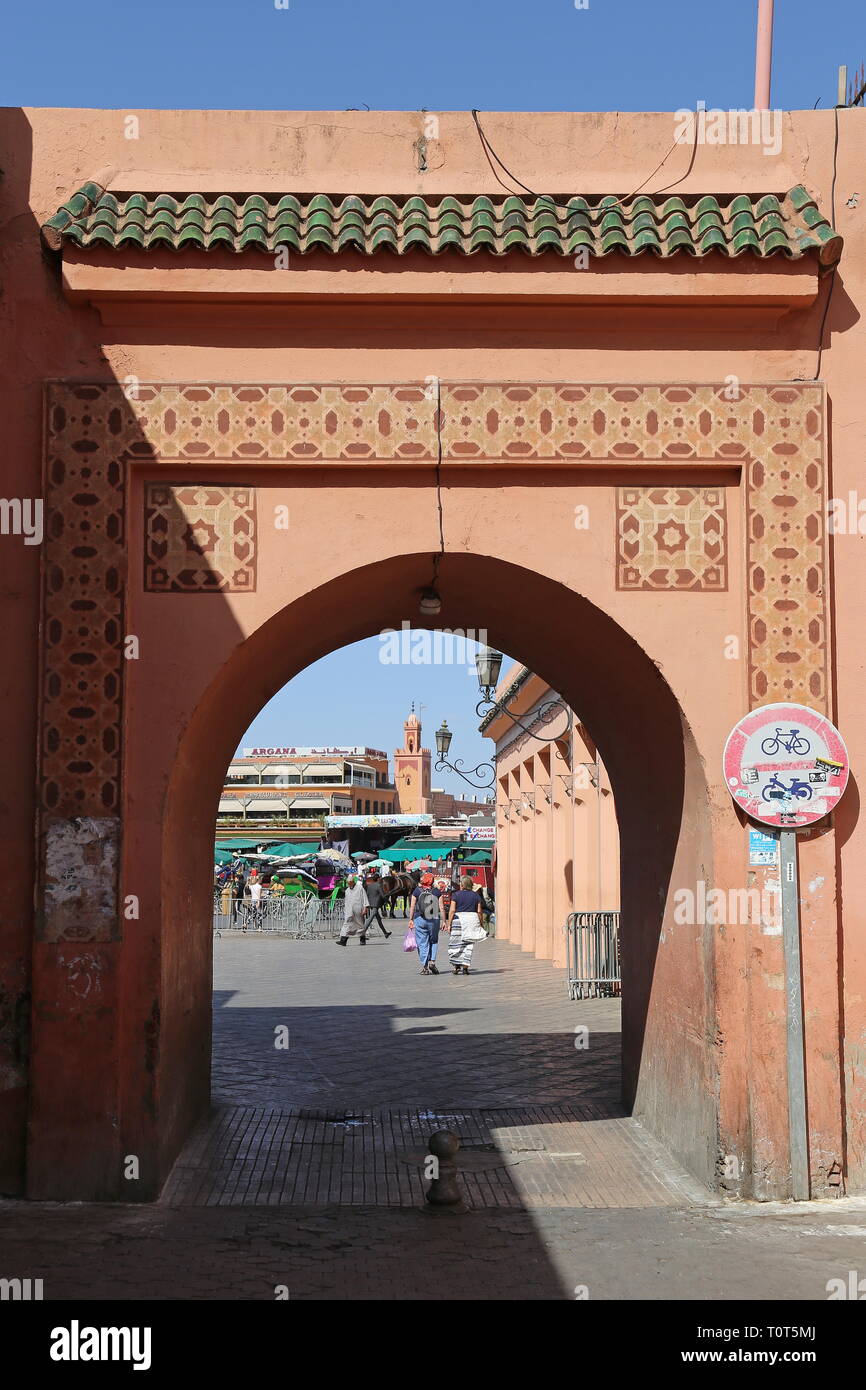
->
[[1, 107, 865, 1201]]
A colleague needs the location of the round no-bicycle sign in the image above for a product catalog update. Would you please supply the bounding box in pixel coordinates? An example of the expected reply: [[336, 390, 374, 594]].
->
[[723, 702, 849, 828]]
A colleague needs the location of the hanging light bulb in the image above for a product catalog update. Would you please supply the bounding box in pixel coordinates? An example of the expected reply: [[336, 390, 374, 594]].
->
[[419, 587, 442, 615]]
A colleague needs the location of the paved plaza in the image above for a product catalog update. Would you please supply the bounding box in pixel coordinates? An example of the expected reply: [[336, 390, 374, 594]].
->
[[210, 931, 622, 1110], [3, 933, 866, 1300], [166, 933, 697, 1209]]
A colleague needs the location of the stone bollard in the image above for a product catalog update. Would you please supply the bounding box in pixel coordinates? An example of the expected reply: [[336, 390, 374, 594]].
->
[[425, 1129, 465, 1210]]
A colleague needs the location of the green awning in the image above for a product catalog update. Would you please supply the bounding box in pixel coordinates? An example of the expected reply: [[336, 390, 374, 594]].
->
[[266, 841, 320, 858], [384, 837, 462, 852], [463, 849, 493, 863], [379, 843, 455, 862]]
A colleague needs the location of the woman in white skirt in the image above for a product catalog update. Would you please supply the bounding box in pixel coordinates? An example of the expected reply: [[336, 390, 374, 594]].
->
[[445, 876, 487, 975]]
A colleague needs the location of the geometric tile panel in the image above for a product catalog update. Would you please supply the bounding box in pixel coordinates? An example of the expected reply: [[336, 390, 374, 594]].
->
[[144, 483, 256, 592], [616, 486, 727, 591]]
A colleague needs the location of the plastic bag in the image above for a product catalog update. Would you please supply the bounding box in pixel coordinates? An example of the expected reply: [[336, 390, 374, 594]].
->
[[403, 927, 417, 952]]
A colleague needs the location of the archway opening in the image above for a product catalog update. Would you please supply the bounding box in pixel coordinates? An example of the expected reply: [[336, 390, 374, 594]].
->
[[160, 551, 714, 1190]]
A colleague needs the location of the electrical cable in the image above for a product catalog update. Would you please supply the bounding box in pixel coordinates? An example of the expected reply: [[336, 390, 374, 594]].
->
[[470, 107, 699, 212], [471, 110, 537, 196], [423, 378, 446, 602], [434, 377, 445, 558], [814, 104, 840, 379]]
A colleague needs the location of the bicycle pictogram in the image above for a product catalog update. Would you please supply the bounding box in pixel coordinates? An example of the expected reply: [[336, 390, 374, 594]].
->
[[760, 726, 811, 758]]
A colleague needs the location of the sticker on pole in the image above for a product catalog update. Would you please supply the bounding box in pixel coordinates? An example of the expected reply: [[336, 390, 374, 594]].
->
[[723, 703, 849, 828]]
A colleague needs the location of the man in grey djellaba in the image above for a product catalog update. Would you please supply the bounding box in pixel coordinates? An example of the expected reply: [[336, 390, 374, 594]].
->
[[336, 873, 370, 946]]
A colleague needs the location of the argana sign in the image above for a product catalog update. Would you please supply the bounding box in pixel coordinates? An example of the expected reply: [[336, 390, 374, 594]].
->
[[242, 746, 387, 759], [326, 813, 433, 828]]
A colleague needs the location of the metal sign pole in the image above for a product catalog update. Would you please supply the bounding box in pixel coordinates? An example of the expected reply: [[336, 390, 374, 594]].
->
[[779, 828, 809, 1200]]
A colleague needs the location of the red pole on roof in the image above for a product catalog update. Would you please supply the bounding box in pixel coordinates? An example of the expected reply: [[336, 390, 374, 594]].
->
[[754, 0, 774, 109]]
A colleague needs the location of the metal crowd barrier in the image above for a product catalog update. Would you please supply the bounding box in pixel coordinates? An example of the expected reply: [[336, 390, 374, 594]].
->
[[564, 910, 621, 1000], [212, 893, 343, 938]]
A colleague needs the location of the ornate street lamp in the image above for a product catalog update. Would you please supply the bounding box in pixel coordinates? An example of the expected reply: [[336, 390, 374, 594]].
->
[[475, 645, 503, 696], [435, 719, 453, 760], [434, 647, 573, 793], [474, 647, 570, 745], [434, 718, 494, 791]]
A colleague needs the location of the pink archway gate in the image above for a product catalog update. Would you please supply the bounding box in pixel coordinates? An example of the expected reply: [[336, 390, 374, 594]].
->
[[29, 379, 841, 1202]]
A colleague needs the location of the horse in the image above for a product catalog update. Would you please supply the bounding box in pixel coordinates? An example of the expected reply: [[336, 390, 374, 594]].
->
[[380, 871, 416, 919]]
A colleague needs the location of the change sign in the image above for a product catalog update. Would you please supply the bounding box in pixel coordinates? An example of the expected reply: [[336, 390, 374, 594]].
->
[[723, 702, 849, 829]]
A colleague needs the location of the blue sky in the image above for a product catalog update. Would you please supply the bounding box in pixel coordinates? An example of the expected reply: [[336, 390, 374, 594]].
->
[[9, 0, 862, 789], [3, 0, 863, 111], [240, 633, 511, 798]]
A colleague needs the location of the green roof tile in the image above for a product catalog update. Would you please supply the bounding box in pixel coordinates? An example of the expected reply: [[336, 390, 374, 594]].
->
[[40, 183, 843, 266], [403, 226, 433, 250], [438, 226, 464, 248], [633, 227, 663, 253], [755, 193, 782, 217], [502, 227, 531, 250]]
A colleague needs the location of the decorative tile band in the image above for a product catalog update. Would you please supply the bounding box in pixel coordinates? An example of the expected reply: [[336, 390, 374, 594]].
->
[[132, 384, 436, 461], [42, 389, 126, 824], [438, 382, 797, 463], [745, 385, 826, 707]]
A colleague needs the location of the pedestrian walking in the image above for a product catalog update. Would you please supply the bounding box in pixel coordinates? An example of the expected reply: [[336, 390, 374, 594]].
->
[[436, 877, 453, 924], [231, 870, 245, 924], [335, 873, 369, 946], [248, 871, 263, 929], [410, 873, 442, 975], [363, 872, 392, 939], [445, 876, 487, 974]]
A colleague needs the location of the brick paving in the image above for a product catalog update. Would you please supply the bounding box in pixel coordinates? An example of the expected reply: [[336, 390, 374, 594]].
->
[[4, 934, 866, 1300], [181, 933, 703, 1208], [210, 933, 622, 1110], [162, 1102, 705, 1209]]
